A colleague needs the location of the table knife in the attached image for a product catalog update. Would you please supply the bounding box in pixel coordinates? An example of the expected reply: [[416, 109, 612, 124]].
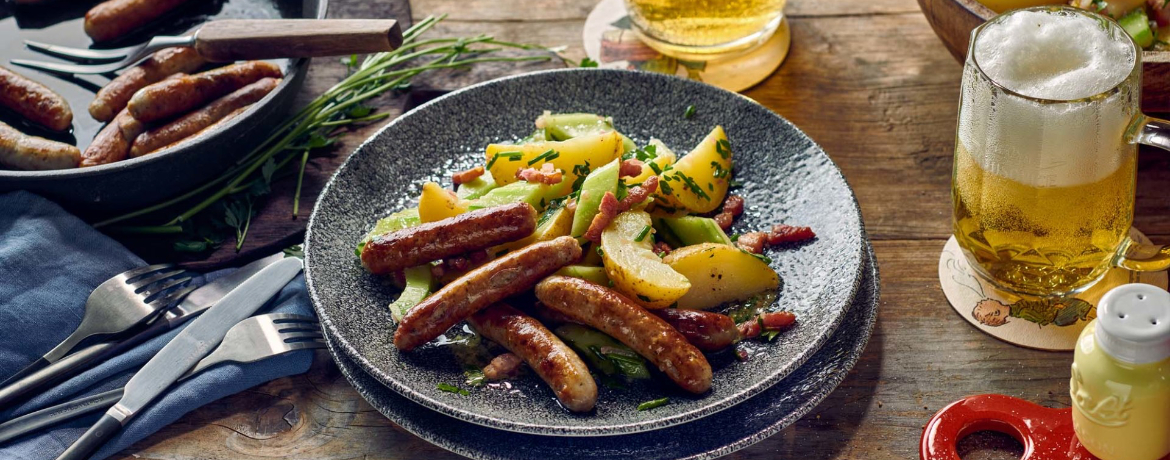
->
[[0, 254, 287, 413], [55, 257, 302, 460]]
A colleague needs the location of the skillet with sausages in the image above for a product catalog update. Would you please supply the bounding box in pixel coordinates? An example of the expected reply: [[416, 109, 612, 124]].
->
[[355, 111, 813, 413]]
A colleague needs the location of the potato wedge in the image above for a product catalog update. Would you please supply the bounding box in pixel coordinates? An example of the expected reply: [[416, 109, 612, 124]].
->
[[656, 126, 732, 214], [418, 182, 468, 223], [627, 138, 677, 185], [485, 130, 623, 197], [601, 211, 690, 308], [494, 204, 574, 253], [664, 243, 779, 310]]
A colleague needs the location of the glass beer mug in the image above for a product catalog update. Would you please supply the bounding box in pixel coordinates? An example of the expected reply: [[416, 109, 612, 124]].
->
[[623, 0, 786, 60], [953, 6, 1170, 297]]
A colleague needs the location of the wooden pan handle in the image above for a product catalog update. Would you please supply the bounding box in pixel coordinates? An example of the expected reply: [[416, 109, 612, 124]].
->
[[193, 19, 402, 62]]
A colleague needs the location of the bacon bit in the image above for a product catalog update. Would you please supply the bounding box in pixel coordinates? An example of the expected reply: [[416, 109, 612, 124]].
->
[[452, 166, 485, 185], [768, 225, 816, 245], [483, 353, 524, 381], [583, 191, 621, 243], [723, 195, 745, 217], [738, 320, 761, 339], [760, 311, 796, 330], [619, 175, 658, 209], [653, 241, 672, 257], [736, 232, 768, 254], [620, 159, 644, 177], [516, 163, 563, 185], [713, 212, 734, 230]]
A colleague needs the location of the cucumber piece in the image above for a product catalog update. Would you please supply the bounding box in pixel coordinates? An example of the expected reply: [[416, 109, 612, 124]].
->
[[540, 112, 636, 154], [456, 170, 498, 200], [358, 208, 421, 256], [389, 265, 433, 322], [651, 217, 685, 248], [554, 265, 610, 285], [661, 216, 733, 246], [553, 324, 650, 379], [1121, 7, 1154, 48], [570, 159, 621, 237], [471, 181, 547, 209]]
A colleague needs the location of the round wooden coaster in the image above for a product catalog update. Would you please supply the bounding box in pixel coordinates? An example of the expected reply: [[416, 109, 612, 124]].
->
[[939, 230, 1169, 351], [582, 0, 790, 92]]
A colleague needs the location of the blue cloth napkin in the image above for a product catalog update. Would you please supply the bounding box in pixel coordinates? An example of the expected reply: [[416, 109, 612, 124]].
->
[[0, 191, 315, 460]]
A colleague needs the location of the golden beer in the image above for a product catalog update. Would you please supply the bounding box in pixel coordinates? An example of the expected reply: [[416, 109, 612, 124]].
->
[[625, 0, 786, 58]]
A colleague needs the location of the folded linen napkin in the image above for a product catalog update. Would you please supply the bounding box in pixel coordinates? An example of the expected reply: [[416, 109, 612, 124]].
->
[[0, 191, 315, 460]]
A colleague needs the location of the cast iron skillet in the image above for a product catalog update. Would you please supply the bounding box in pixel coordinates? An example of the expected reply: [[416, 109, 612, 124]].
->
[[0, 0, 326, 216], [305, 69, 868, 436]]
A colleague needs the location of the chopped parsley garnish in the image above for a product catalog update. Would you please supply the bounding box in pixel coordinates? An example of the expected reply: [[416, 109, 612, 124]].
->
[[648, 162, 663, 175], [596, 246, 605, 257], [580, 57, 599, 68], [683, 105, 696, 119], [570, 162, 592, 193], [616, 180, 630, 201], [637, 398, 669, 411], [527, 149, 559, 165], [673, 171, 711, 201], [658, 180, 674, 195], [711, 161, 729, 179], [487, 150, 522, 169], [437, 383, 469, 395], [739, 248, 773, 264], [715, 139, 732, 160], [464, 367, 486, 387], [634, 225, 651, 242]]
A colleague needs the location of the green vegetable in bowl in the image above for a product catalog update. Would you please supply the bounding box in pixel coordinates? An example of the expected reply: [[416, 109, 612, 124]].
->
[[570, 158, 621, 238], [389, 265, 433, 322]]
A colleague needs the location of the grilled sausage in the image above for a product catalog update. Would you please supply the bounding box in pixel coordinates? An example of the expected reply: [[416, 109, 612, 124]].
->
[[127, 61, 283, 123], [81, 107, 146, 167], [469, 304, 598, 412], [89, 47, 207, 122], [535, 276, 713, 394], [362, 202, 538, 276], [394, 236, 582, 351], [84, 0, 195, 42], [0, 66, 72, 132], [650, 309, 739, 352], [0, 121, 80, 170], [130, 77, 279, 157]]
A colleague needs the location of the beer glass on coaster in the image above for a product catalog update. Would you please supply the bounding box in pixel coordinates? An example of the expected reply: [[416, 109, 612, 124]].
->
[[624, 0, 785, 60], [941, 6, 1170, 349]]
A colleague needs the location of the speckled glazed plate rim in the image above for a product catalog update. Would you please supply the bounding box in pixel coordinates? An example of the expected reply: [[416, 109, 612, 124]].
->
[[326, 241, 879, 460], [306, 68, 867, 436]]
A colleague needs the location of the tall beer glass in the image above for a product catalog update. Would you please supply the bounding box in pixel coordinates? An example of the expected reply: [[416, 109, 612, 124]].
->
[[954, 6, 1170, 297]]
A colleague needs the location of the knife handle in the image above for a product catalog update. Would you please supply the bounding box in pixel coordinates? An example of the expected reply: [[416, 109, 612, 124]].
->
[[56, 413, 121, 460], [0, 388, 123, 445], [0, 358, 49, 388]]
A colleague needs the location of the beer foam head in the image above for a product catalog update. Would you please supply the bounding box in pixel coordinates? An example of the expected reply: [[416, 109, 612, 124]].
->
[[974, 9, 1135, 100]]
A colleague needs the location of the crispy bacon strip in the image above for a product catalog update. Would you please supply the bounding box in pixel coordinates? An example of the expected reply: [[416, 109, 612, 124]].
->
[[713, 194, 745, 230], [453, 166, 485, 185], [768, 224, 816, 245], [736, 232, 768, 254], [482, 353, 524, 381], [619, 159, 644, 177], [582, 176, 660, 243], [516, 162, 563, 185]]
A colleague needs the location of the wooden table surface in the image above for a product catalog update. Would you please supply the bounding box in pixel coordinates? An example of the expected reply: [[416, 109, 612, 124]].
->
[[111, 0, 1170, 459]]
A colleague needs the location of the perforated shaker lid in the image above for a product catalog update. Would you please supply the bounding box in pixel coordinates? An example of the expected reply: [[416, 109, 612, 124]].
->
[[1096, 284, 1170, 364]]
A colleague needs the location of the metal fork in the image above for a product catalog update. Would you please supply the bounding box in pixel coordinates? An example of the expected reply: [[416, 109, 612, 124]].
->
[[0, 264, 195, 390], [11, 19, 403, 76], [0, 313, 322, 443]]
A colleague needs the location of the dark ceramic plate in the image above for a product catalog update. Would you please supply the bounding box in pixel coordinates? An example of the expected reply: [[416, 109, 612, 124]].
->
[[305, 69, 867, 436], [0, 0, 325, 215], [327, 242, 878, 460]]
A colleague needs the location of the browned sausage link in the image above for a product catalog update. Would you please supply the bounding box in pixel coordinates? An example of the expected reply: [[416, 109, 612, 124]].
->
[[468, 304, 598, 412], [127, 61, 283, 123], [535, 276, 713, 394], [81, 108, 146, 167], [146, 105, 248, 155], [130, 77, 279, 157], [362, 202, 538, 275], [394, 236, 582, 351], [0, 121, 80, 170], [84, 0, 194, 42], [89, 47, 207, 122], [650, 309, 739, 352], [0, 66, 72, 132]]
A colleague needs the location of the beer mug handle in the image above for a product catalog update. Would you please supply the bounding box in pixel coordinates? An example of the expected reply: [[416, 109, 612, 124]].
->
[[1120, 115, 1170, 271]]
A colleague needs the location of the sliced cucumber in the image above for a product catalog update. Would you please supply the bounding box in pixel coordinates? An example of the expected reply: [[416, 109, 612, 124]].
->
[[554, 265, 610, 286], [660, 216, 733, 246], [358, 208, 421, 256], [553, 324, 650, 379], [570, 159, 621, 238], [1121, 7, 1154, 48], [389, 265, 433, 322], [471, 181, 547, 209], [539, 112, 636, 154], [456, 169, 497, 200]]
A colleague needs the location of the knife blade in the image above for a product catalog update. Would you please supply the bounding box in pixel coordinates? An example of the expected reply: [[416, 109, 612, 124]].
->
[[56, 256, 302, 460], [0, 254, 287, 413]]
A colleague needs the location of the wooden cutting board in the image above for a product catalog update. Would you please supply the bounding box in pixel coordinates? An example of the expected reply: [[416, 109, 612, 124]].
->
[[118, 1, 565, 270]]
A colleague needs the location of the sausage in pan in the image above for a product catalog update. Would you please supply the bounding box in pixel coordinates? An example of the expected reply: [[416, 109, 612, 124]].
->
[[127, 61, 283, 123], [394, 236, 582, 351], [361, 202, 537, 275], [84, 0, 195, 42], [81, 108, 146, 167], [650, 309, 739, 352], [468, 303, 598, 412], [535, 276, 713, 394], [130, 77, 279, 157], [89, 47, 207, 122], [0, 66, 72, 132], [0, 121, 80, 170]]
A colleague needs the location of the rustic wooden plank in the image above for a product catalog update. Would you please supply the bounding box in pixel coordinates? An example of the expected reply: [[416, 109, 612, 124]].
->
[[112, 240, 1067, 460], [408, 0, 922, 22]]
